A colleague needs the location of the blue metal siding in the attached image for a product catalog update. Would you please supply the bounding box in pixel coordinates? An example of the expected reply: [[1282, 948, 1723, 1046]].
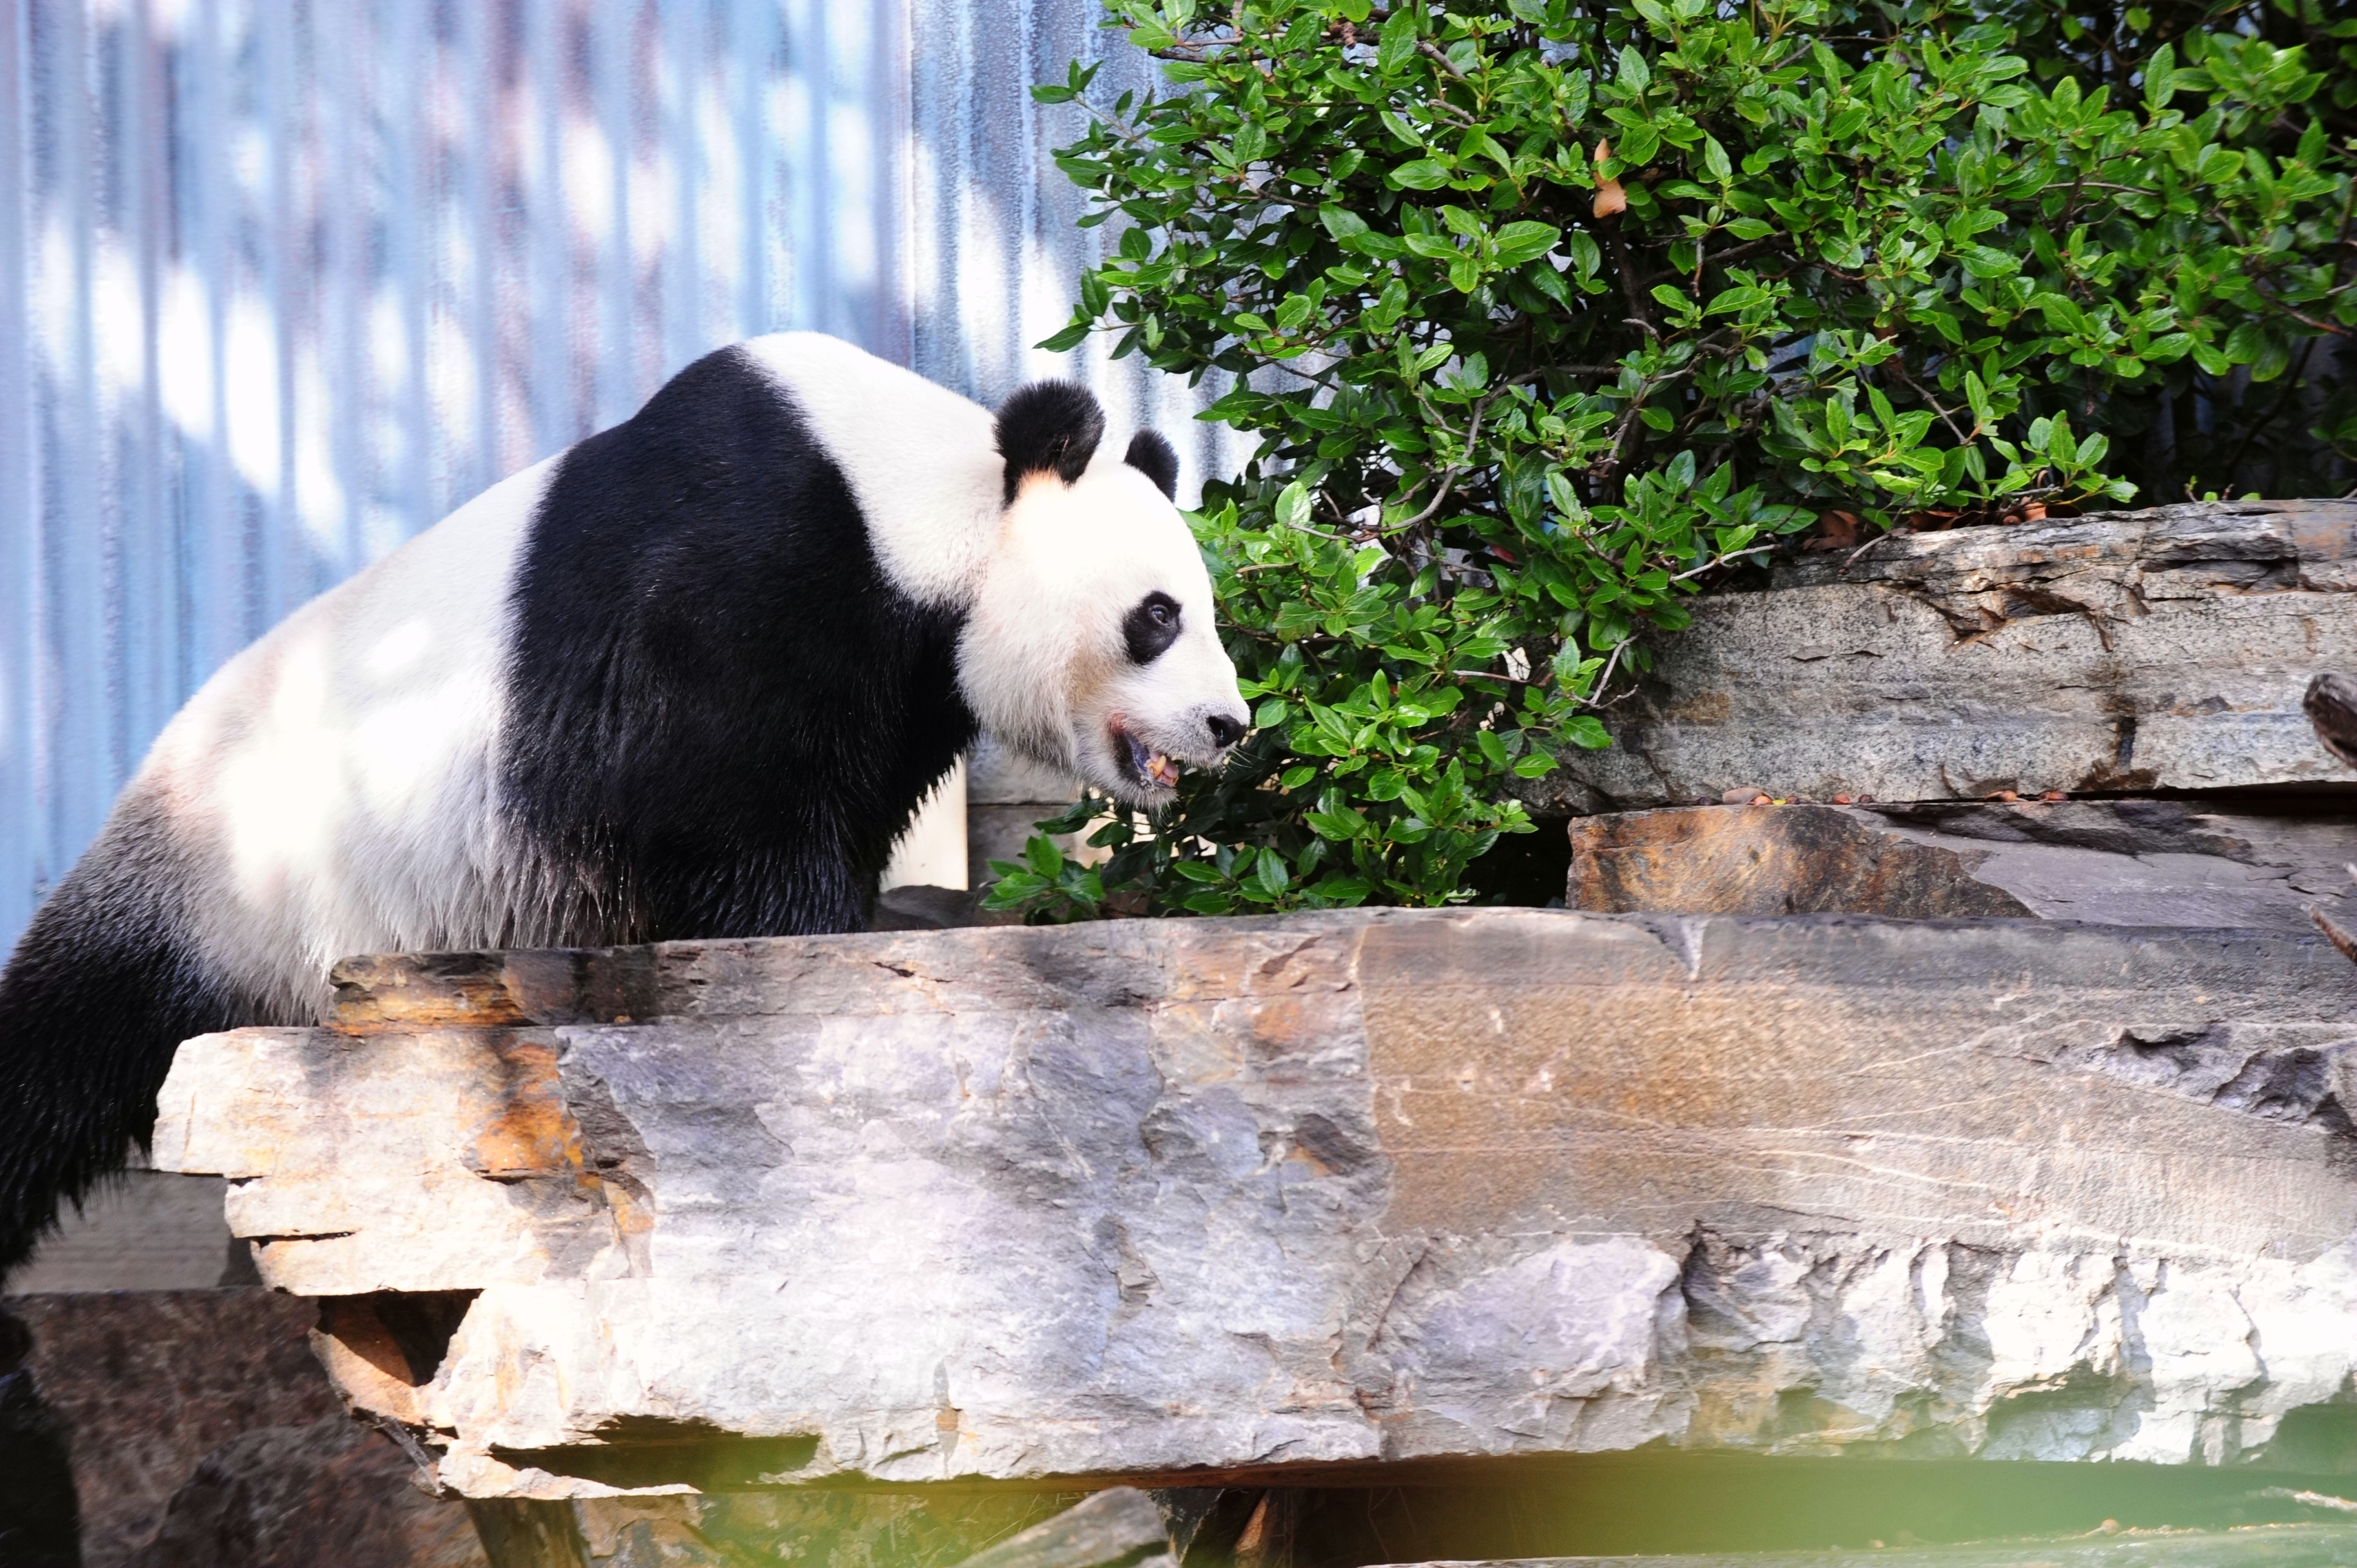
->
[[1, 0, 1236, 956]]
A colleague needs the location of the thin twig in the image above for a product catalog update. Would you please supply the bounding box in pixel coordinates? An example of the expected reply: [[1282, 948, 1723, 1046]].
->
[[1577, 638, 1629, 709], [1605, 226, 1650, 338], [1885, 356, 1973, 448], [1840, 529, 1889, 575], [1589, 367, 1694, 479], [1282, 518, 1358, 544], [2309, 906, 2357, 967], [2217, 338, 2319, 489], [370, 1416, 446, 1491], [1071, 94, 1156, 152], [1701, 235, 1792, 271], [1668, 543, 1773, 581], [1383, 395, 1496, 533], [1416, 39, 1470, 81], [2253, 290, 2353, 339]]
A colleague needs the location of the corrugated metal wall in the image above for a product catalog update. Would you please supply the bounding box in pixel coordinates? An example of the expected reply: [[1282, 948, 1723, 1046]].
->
[[1, 0, 1242, 956]]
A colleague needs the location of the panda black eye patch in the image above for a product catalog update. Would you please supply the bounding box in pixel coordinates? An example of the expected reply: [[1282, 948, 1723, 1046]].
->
[[1123, 591, 1183, 664]]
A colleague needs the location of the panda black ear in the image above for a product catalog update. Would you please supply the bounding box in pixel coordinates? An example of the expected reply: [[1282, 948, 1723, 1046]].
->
[[996, 381, 1105, 502], [1123, 430, 1180, 499]]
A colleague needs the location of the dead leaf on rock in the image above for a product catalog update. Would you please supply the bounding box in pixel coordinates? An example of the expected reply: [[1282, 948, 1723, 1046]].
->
[[1805, 509, 1862, 551]]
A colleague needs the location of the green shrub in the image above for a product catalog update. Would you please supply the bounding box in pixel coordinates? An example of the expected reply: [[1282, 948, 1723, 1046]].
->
[[984, 0, 2356, 920]]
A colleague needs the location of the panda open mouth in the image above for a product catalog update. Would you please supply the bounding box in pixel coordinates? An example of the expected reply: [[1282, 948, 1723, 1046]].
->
[[1109, 716, 1181, 790]]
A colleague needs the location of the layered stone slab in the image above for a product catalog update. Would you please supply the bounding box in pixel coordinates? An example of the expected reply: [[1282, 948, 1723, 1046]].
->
[[151, 911, 2357, 1500], [1568, 799, 2357, 931], [1534, 500, 2357, 811]]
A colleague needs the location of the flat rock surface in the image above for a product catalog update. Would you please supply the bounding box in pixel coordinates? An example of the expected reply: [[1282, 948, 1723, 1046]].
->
[[1568, 800, 2357, 930], [1534, 500, 2357, 810], [151, 911, 2357, 1499]]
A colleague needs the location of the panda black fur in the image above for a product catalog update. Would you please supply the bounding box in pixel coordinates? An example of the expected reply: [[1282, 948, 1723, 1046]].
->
[[0, 333, 1249, 1275]]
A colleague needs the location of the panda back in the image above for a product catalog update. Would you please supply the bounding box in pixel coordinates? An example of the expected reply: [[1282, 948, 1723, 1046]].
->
[[134, 452, 561, 1017]]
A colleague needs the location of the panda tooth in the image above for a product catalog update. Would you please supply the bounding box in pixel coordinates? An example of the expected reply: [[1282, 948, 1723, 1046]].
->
[[1147, 752, 1180, 788]]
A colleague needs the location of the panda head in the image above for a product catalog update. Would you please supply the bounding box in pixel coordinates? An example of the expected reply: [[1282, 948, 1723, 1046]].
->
[[959, 381, 1250, 808]]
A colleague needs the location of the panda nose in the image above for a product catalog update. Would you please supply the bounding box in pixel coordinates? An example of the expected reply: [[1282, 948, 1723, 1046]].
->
[[1206, 713, 1246, 749]]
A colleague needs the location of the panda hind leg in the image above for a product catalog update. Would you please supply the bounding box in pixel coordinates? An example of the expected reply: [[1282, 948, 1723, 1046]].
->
[[0, 802, 252, 1280]]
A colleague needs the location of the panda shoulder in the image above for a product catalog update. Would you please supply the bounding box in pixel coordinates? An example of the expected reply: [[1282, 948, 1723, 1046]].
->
[[734, 334, 1003, 606]]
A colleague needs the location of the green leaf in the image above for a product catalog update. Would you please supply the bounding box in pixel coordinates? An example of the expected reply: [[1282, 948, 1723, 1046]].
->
[[1377, 7, 1419, 73], [1389, 158, 1454, 190], [1491, 221, 1561, 267], [1023, 835, 1066, 877], [1617, 44, 1651, 92], [1310, 876, 1373, 905], [1562, 716, 1611, 750], [1255, 850, 1291, 898], [1277, 480, 1314, 530], [2145, 40, 2178, 109], [1320, 204, 1372, 244]]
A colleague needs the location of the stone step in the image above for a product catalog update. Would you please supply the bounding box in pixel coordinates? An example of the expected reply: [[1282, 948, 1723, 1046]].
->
[[148, 909, 2357, 1503], [1535, 500, 2357, 812], [1567, 799, 2357, 930]]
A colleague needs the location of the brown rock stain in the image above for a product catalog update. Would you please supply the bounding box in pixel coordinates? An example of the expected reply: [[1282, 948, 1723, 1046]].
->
[[464, 1038, 584, 1182], [1662, 689, 1733, 725]]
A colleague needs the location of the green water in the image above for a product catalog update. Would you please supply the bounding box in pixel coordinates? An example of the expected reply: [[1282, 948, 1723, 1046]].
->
[[629, 1456, 2357, 1566], [1277, 1454, 2357, 1561]]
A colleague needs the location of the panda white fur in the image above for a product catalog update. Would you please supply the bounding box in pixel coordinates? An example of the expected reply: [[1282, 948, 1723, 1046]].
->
[[0, 332, 1249, 1272]]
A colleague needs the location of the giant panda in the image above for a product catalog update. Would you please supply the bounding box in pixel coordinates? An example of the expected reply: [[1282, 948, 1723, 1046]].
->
[[0, 333, 1250, 1274]]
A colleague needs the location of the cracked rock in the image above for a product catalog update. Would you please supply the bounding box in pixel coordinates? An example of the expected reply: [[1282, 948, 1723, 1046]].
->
[[1531, 499, 2357, 809]]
